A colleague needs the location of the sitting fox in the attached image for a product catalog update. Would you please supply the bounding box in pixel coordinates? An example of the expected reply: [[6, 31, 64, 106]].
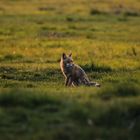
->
[[60, 53, 100, 87]]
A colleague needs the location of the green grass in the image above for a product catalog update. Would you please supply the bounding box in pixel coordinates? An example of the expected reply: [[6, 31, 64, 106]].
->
[[0, 86, 140, 140], [0, 0, 140, 139]]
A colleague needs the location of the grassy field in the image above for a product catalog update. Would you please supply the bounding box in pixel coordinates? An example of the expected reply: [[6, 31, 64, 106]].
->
[[0, 0, 140, 139]]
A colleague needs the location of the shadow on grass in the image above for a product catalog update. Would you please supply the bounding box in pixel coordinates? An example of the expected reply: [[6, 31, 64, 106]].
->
[[81, 63, 112, 73], [0, 89, 61, 108], [0, 85, 140, 140], [97, 83, 140, 100], [0, 54, 24, 62], [90, 9, 107, 16], [0, 66, 62, 82]]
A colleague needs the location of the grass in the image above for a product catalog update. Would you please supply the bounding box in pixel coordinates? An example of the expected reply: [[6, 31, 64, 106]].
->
[[0, 0, 140, 139], [0, 87, 140, 140]]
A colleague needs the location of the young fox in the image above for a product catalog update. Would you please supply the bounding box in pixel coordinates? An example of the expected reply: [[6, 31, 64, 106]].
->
[[60, 53, 100, 87]]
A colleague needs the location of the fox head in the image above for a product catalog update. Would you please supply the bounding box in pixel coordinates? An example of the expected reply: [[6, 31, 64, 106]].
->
[[61, 53, 74, 68]]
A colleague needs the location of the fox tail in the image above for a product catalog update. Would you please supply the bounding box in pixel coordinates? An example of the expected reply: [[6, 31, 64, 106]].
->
[[88, 82, 101, 87]]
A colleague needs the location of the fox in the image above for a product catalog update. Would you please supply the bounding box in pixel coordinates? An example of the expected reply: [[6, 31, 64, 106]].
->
[[60, 53, 100, 87]]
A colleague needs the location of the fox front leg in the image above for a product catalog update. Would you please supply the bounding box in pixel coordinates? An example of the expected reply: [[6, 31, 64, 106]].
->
[[67, 77, 73, 86], [65, 76, 71, 86], [65, 77, 69, 86], [65, 76, 73, 87]]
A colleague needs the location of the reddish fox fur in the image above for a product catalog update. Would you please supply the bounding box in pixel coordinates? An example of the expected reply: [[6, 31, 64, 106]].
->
[[60, 53, 100, 87]]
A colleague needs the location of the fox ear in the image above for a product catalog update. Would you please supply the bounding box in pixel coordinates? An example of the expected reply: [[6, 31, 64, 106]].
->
[[62, 53, 66, 59], [69, 53, 72, 57]]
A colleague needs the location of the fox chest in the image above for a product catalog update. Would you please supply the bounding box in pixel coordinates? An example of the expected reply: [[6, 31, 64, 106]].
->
[[63, 67, 80, 79], [63, 67, 73, 76]]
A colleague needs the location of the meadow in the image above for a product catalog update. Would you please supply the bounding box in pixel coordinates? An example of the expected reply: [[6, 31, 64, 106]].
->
[[0, 0, 140, 139]]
